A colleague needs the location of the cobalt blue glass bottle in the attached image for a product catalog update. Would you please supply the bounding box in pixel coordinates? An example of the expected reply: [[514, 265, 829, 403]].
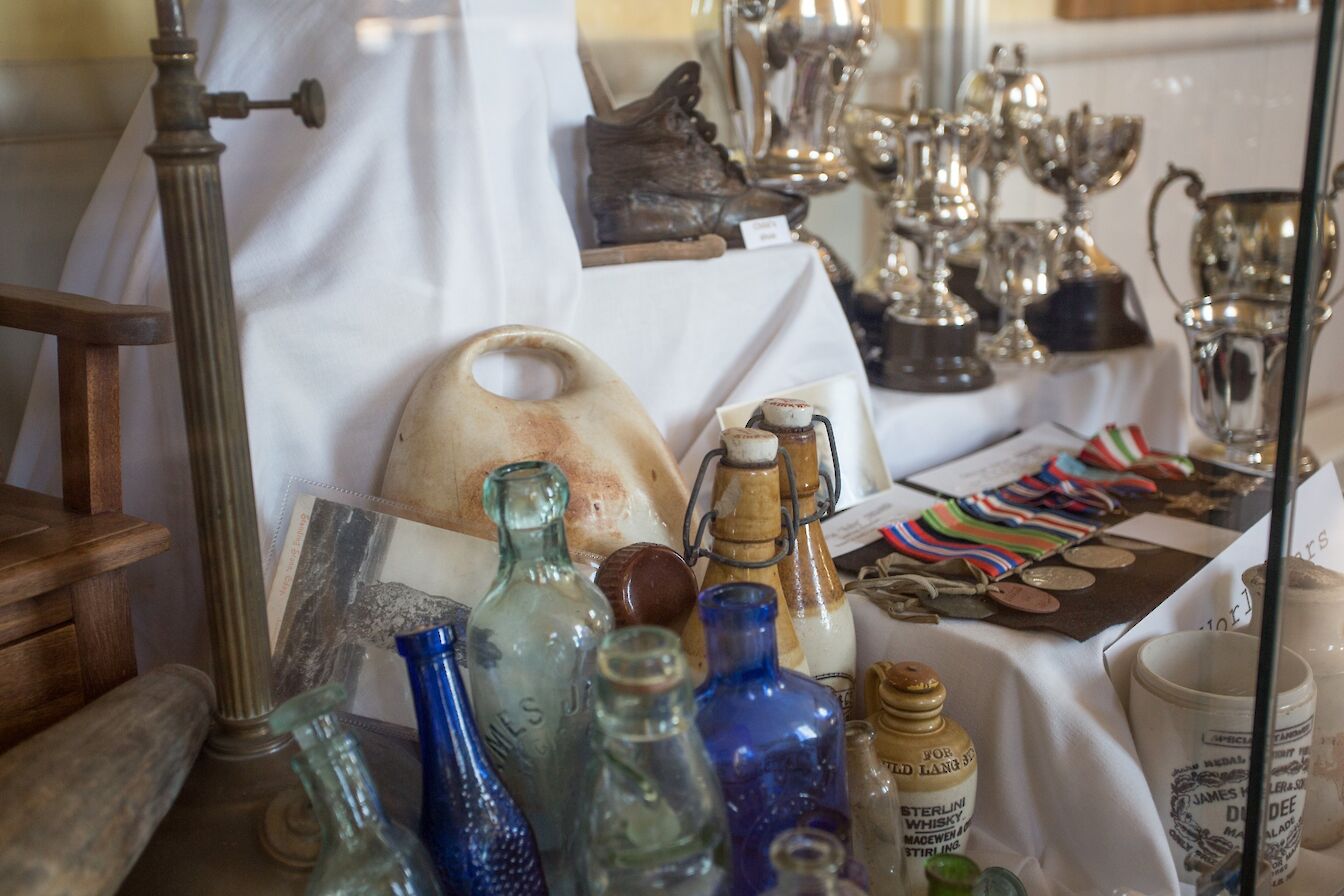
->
[[693, 582, 849, 896], [397, 623, 547, 896]]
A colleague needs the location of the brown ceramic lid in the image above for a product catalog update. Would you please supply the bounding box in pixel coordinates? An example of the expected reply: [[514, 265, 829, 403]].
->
[[595, 543, 698, 629], [884, 661, 941, 693]]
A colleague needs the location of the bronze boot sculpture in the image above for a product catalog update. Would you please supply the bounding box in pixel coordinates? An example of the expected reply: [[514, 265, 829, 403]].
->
[[586, 62, 806, 248]]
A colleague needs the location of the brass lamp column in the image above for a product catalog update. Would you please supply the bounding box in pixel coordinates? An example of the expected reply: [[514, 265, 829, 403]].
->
[[122, 3, 416, 892]]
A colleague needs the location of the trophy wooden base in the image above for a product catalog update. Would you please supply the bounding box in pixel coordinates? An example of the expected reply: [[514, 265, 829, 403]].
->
[[873, 314, 994, 393], [1024, 272, 1151, 352]]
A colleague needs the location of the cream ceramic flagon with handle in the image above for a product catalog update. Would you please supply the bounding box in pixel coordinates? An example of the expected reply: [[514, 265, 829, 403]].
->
[[382, 325, 690, 559]]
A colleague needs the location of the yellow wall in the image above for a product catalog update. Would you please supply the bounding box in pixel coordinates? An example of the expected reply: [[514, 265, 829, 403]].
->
[[577, 0, 923, 41], [0, 0, 157, 61]]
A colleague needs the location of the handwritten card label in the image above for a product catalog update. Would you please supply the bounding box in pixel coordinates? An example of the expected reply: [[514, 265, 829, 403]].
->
[[1104, 463, 1344, 705], [740, 215, 793, 250], [820, 484, 939, 556], [906, 422, 1085, 497]]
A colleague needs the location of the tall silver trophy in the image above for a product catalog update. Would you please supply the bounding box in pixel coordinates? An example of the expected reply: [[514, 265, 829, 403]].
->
[[978, 219, 1062, 366], [1150, 163, 1344, 472], [1016, 102, 1150, 350], [693, 0, 878, 285], [873, 96, 995, 392]]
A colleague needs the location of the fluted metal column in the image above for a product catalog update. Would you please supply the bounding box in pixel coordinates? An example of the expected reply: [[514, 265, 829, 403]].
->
[[145, 1, 304, 755]]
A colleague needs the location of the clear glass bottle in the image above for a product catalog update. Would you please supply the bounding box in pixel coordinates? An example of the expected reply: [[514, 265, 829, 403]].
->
[[693, 582, 848, 896], [760, 829, 867, 895], [844, 721, 910, 896], [581, 626, 731, 896], [269, 683, 443, 896], [396, 623, 546, 895], [467, 460, 615, 896]]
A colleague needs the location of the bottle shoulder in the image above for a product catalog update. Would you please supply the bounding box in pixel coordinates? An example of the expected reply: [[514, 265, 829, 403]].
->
[[694, 672, 844, 736]]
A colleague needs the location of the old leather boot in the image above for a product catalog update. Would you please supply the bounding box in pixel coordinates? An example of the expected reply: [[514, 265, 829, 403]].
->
[[586, 62, 807, 248]]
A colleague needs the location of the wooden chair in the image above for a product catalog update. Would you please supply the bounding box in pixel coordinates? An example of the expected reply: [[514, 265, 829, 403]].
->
[[0, 283, 172, 750]]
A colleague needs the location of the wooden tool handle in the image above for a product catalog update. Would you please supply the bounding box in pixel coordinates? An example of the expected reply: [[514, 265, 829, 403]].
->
[[580, 234, 727, 268], [0, 665, 214, 896]]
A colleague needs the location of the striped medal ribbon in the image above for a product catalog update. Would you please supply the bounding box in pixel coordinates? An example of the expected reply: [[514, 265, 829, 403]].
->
[[958, 493, 1100, 540], [881, 519, 1025, 578], [1080, 424, 1195, 479], [1041, 455, 1157, 496], [921, 501, 1070, 561]]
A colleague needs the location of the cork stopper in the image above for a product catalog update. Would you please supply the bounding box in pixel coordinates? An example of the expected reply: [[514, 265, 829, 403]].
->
[[884, 660, 941, 692], [722, 426, 778, 466], [762, 397, 814, 430]]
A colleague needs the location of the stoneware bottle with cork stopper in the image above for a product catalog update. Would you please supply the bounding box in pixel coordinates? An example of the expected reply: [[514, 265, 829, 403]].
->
[[756, 397, 856, 714], [681, 427, 809, 680], [864, 660, 977, 882]]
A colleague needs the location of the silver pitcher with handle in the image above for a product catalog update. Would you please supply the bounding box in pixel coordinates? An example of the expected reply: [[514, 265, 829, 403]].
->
[[1148, 162, 1344, 306]]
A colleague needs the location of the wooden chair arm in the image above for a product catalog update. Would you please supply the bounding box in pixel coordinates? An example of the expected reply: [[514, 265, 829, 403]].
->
[[0, 664, 213, 896], [0, 283, 172, 346]]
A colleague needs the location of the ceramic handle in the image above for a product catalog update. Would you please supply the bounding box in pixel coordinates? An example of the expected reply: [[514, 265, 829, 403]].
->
[[449, 325, 590, 398], [863, 660, 893, 720], [1147, 163, 1206, 306]]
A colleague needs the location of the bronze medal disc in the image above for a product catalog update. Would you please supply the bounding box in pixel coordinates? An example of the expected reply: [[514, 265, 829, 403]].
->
[[1064, 545, 1136, 570], [986, 582, 1061, 614], [1021, 566, 1096, 591], [1099, 533, 1161, 553]]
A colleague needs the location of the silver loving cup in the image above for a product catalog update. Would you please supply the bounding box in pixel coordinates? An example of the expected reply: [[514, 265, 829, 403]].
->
[[846, 105, 919, 303], [693, 0, 878, 195], [1149, 162, 1344, 306], [977, 220, 1062, 365], [956, 44, 1050, 226], [1178, 293, 1331, 471], [887, 104, 988, 324], [1019, 102, 1143, 279]]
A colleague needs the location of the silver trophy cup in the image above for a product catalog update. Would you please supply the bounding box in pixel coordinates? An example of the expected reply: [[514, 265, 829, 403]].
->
[[873, 101, 994, 392], [1019, 103, 1143, 279], [977, 220, 1062, 366], [1178, 294, 1331, 473], [846, 105, 920, 303]]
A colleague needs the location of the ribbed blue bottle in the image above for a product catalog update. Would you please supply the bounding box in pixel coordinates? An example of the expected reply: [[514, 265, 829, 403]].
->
[[397, 623, 548, 896], [693, 582, 849, 896]]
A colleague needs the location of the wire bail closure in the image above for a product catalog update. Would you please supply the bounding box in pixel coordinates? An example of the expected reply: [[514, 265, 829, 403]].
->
[[746, 410, 843, 526], [682, 446, 800, 569]]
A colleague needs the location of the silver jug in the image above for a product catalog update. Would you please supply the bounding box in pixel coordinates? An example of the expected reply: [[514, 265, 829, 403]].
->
[[1149, 162, 1344, 305], [1177, 293, 1330, 471]]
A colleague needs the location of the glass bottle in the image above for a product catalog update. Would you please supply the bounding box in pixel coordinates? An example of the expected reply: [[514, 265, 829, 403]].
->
[[844, 721, 910, 896], [269, 683, 443, 896], [758, 398, 857, 714], [693, 582, 848, 896], [581, 626, 731, 896], [467, 461, 615, 896], [760, 829, 867, 895], [682, 428, 810, 681], [396, 623, 546, 895], [925, 854, 980, 896], [864, 661, 977, 883]]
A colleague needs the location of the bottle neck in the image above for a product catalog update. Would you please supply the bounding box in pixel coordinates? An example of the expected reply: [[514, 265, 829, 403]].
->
[[296, 735, 389, 847], [498, 519, 572, 579], [407, 652, 490, 778], [774, 869, 844, 895], [704, 618, 779, 682]]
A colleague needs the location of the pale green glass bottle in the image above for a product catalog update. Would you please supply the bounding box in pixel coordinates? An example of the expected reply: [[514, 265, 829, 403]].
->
[[581, 626, 731, 896], [270, 683, 442, 896], [467, 461, 615, 896], [845, 720, 911, 896], [761, 829, 867, 895]]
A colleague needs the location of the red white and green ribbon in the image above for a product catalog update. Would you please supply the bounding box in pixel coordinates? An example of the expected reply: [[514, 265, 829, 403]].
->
[[1080, 424, 1194, 479], [881, 519, 1025, 578]]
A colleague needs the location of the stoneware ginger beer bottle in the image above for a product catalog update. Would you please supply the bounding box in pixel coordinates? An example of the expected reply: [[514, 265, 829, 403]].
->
[[865, 660, 977, 883], [681, 427, 809, 680], [757, 397, 857, 714]]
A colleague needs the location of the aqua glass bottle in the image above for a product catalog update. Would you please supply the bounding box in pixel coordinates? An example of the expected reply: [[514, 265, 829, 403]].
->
[[467, 461, 614, 896], [269, 683, 443, 896], [396, 623, 546, 896], [844, 721, 910, 896], [760, 829, 867, 895], [581, 626, 730, 896], [693, 582, 848, 896]]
